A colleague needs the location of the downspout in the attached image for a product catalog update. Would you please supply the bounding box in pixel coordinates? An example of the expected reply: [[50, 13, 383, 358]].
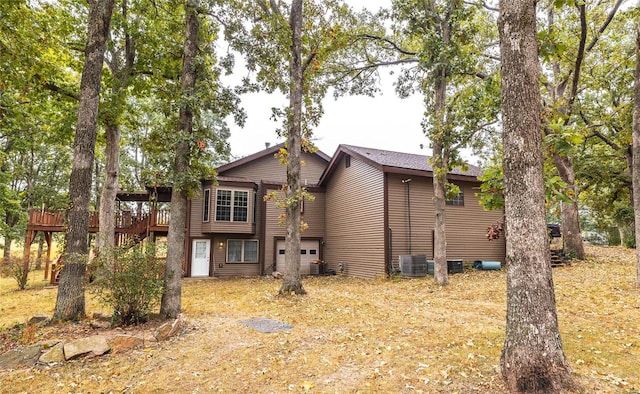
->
[[402, 178, 412, 254]]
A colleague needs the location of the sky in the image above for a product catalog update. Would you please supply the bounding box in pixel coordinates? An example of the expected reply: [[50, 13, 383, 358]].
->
[[224, 0, 437, 162]]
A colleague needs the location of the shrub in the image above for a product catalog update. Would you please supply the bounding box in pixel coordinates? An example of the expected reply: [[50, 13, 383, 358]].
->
[[1, 259, 31, 290], [89, 244, 165, 326]]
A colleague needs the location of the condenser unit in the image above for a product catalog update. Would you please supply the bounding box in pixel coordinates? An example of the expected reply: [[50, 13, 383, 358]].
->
[[399, 255, 427, 277]]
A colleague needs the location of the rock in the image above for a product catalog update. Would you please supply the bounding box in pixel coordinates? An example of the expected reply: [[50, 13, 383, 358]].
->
[[89, 319, 112, 329], [154, 315, 186, 341], [28, 314, 50, 327], [63, 335, 110, 360], [109, 335, 144, 354], [0, 344, 42, 370], [39, 343, 65, 364], [92, 312, 112, 322], [39, 340, 61, 350], [272, 271, 283, 279]]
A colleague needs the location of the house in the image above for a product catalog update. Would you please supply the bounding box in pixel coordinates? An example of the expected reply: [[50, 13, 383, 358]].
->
[[187, 143, 330, 277], [186, 143, 505, 278], [26, 143, 505, 281]]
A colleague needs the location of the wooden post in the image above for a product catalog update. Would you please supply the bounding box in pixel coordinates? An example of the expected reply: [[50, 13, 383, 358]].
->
[[44, 232, 53, 280], [22, 230, 35, 285]]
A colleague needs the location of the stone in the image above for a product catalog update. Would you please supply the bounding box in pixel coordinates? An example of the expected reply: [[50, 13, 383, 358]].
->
[[0, 344, 42, 370], [39, 342, 65, 364], [39, 340, 61, 350], [63, 335, 110, 360], [153, 314, 185, 341], [27, 314, 50, 327], [109, 335, 144, 354]]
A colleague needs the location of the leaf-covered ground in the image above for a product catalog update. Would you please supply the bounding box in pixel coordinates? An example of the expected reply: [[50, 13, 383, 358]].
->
[[1, 245, 639, 393]]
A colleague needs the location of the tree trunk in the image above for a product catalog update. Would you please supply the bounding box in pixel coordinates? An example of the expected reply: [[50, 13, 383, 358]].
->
[[553, 154, 585, 259], [160, 0, 199, 318], [432, 140, 449, 286], [54, 0, 115, 322], [279, 0, 306, 295], [498, 0, 580, 392], [97, 123, 120, 255], [633, 10, 640, 288], [3, 237, 11, 260]]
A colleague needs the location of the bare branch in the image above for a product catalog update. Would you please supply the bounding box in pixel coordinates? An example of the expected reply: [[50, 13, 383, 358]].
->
[[568, 3, 587, 109], [358, 34, 416, 56], [586, 0, 624, 52], [450, 120, 498, 151]]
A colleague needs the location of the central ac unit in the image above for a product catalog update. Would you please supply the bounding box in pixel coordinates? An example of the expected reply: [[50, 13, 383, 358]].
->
[[399, 254, 427, 277]]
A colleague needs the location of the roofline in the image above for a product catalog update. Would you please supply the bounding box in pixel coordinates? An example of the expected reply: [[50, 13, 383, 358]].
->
[[216, 142, 331, 174], [318, 144, 482, 186]]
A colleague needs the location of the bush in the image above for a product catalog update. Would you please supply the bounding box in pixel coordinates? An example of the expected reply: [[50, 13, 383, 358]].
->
[[1, 259, 31, 290], [89, 244, 165, 326]]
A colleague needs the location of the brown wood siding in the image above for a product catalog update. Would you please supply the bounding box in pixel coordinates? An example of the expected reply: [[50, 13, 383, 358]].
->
[[189, 194, 204, 238], [445, 181, 505, 262], [324, 155, 385, 278], [263, 189, 326, 272], [387, 174, 505, 264], [386, 173, 435, 264], [220, 151, 327, 184], [210, 235, 260, 277], [201, 186, 256, 234]]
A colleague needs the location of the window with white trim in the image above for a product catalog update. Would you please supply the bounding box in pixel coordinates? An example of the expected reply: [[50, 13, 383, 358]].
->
[[203, 189, 211, 222], [446, 187, 464, 206], [215, 189, 249, 222], [227, 239, 258, 263]]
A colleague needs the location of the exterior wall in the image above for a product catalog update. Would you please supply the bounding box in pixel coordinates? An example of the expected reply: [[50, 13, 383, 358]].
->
[[324, 155, 386, 278], [263, 189, 326, 273], [386, 173, 435, 264], [387, 174, 505, 264], [190, 191, 205, 238], [445, 180, 505, 262], [210, 235, 261, 277], [220, 151, 327, 184]]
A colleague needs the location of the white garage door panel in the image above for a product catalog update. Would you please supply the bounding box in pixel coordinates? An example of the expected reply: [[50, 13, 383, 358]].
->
[[276, 240, 319, 275]]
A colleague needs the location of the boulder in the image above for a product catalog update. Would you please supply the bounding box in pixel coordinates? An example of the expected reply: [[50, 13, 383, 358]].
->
[[0, 344, 42, 370], [154, 315, 186, 341], [63, 335, 110, 360], [109, 335, 144, 354], [28, 314, 51, 327], [39, 342, 65, 364]]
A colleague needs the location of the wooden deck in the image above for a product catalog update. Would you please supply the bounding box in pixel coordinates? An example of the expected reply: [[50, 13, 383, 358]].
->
[[27, 209, 170, 234], [25, 208, 171, 284]]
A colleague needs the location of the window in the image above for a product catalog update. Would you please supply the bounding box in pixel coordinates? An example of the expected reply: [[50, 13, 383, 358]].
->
[[203, 189, 211, 222], [215, 189, 249, 222], [227, 240, 259, 263], [446, 188, 464, 206], [345, 155, 351, 168]]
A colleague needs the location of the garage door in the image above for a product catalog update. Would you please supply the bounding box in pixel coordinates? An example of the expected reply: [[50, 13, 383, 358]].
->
[[276, 240, 319, 275]]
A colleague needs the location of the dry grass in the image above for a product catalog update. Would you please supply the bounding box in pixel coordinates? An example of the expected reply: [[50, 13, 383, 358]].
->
[[1, 245, 639, 393]]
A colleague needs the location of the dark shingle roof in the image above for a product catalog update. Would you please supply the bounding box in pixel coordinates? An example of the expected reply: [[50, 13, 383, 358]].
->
[[341, 144, 483, 177]]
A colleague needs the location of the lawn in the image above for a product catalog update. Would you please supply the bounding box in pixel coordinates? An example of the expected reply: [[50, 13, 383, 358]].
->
[[0, 245, 638, 393]]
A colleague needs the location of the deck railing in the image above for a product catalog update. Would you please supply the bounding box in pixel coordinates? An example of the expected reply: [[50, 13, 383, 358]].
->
[[27, 209, 170, 230]]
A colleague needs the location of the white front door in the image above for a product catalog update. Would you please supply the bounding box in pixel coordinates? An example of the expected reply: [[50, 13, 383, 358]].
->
[[276, 240, 320, 275], [191, 239, 210, 277]]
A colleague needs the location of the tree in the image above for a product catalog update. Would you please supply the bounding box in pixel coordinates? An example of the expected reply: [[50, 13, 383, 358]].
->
[[278, 0, 306, 295], [633, 10, 640, 287], [386, 0, 500, 285], [54, 0, 115, 321], [223, 0, 380, 294], [159, 0, 200, 318], [539, 0, 626, 260], [96, 0, 137, 256], [498, 0, 580, 391]]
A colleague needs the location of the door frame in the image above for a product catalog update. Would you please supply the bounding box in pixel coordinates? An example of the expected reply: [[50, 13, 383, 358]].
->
[[191, 239, 211, 277]]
